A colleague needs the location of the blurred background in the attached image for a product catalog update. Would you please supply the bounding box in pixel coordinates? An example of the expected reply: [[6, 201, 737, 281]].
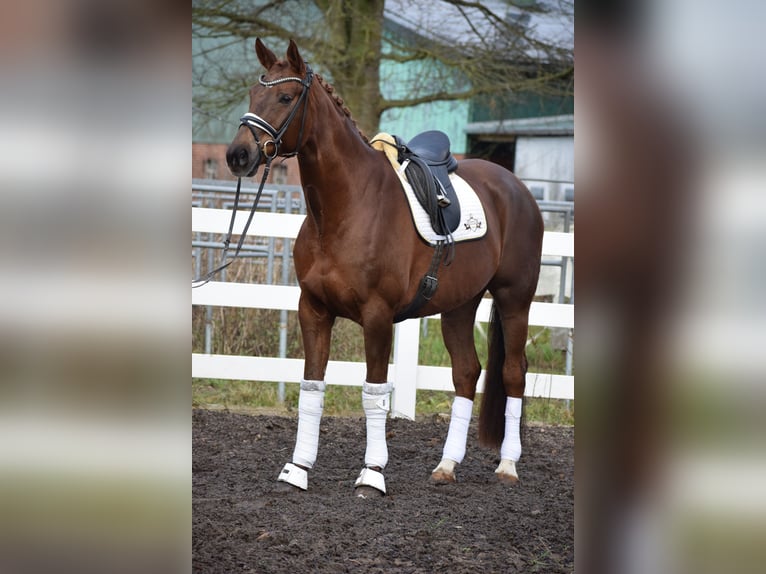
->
[[577, 1, 766, 572], [0, 0, 189, 572]]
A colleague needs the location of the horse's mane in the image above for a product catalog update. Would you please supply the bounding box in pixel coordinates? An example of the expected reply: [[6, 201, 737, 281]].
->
[[314, 73, 369, 145]]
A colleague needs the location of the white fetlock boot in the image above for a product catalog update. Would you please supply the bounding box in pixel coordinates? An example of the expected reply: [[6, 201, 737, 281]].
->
[[355, 381, 392, 497], [277, 379, 325, 491]]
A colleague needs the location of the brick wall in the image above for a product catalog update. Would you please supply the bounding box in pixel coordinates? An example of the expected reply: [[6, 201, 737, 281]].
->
[[192, 143, 301, 185]]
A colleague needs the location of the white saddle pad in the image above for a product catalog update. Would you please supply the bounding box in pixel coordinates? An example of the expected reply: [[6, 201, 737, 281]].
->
[[394, 164, 488, 245]]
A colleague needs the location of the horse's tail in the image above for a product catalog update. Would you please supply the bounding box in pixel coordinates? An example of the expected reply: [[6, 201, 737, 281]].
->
[[478, 302, 509, 448]]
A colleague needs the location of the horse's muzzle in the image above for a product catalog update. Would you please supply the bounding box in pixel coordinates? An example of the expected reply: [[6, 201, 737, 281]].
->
[[226, 142, 260, 177]]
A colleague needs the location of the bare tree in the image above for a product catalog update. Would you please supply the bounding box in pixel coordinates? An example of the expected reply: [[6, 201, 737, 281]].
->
[[193, 0, 573, 137]]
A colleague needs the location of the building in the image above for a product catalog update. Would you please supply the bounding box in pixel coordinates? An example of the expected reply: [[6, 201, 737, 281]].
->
[[192, 0, 573, 201]]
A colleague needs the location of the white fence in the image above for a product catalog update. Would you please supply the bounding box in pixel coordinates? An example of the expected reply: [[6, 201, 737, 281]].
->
[[192, 206, 574, 419]]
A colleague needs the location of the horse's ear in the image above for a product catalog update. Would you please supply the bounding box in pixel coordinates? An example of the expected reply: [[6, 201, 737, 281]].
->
[[286, 39, 307, 76], [255, 38, 278, 70]]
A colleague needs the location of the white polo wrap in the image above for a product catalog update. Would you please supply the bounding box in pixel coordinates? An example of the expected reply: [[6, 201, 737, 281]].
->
[[291, 379, 326, 469], [362, 381, 392, 469], [441, 396, 473, 464], [500, 396, 523, 462]]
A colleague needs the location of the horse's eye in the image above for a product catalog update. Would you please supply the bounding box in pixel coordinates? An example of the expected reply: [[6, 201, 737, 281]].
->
[[279, 94, 293, 104]]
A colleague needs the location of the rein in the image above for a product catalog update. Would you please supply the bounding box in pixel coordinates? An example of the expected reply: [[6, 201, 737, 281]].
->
[[192, 66, 314, 288]]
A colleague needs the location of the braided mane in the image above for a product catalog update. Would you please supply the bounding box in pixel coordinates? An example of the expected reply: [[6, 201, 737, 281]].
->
[[314, 73, 369, 144]]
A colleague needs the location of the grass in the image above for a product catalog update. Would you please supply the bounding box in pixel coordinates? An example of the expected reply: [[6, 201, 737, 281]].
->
[[192, 379, 573, 425], [192, 314, 573, 425]]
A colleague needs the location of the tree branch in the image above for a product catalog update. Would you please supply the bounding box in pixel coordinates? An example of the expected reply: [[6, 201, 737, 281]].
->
[[193, 0, 573, 135]]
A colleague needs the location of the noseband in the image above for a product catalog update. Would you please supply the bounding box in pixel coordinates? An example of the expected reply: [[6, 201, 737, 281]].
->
[[239, 65, 314, 165], [192, 66, 313, 287]]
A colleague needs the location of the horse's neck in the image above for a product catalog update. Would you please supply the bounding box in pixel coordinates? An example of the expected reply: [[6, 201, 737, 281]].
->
[[298, 105, 377, 231]]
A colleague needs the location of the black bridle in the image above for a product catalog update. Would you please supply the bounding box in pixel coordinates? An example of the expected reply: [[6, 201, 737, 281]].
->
[[240, 65, 314, 165], [193, 65, 314, 287]]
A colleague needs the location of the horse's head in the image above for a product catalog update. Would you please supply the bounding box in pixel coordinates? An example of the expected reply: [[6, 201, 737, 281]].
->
[[226, 39, 313, 177]]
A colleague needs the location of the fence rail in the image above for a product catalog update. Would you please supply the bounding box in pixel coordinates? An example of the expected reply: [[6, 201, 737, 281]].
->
[[192, 202, 574, 420]]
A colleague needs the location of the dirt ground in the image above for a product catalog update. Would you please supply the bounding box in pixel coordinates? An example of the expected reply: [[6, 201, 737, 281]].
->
[[193, 409, 573, 573]]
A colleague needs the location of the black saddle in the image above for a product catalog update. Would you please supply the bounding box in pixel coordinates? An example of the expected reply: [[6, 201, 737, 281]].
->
[[395, 130, 461, 236]]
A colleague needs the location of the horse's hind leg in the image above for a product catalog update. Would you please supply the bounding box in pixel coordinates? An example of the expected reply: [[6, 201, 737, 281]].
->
[[431, 293, 484, 484], [490, 288, 534, 484]]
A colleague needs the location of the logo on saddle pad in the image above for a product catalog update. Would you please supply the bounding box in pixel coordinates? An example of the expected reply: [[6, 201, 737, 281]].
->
[[371, 132, 488, 246], [464, 215, 482, 232]]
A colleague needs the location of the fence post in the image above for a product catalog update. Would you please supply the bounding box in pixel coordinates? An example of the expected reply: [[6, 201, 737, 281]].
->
[[391, 318, 421, 420], [277, 189, 293, 404]]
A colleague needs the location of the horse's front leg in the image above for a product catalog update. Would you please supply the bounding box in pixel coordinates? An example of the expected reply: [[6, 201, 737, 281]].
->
[[276, 292, 334, 491], [354, 308, 394, 498]]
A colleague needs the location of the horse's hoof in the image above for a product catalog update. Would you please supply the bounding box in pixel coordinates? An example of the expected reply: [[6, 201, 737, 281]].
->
[[431, 459, 457, 484], [495, 459, 519, 485], [355, 485, 385, 499], [430, 469, 456, 485], [496, 473, 520, 485]]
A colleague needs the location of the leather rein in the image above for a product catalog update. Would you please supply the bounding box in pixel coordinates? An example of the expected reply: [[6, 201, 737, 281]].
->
[[192, 66, 314, 287]]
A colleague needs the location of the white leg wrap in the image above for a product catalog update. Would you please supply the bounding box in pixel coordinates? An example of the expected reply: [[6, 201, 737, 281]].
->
[[441, 396, 473, 464], [362, 381, 392, 469], [291, 379, 326, 469], [500, 396, 523, 462]]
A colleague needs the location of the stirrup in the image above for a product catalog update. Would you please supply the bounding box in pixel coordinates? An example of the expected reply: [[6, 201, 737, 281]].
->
[[354, 467, 386, 495], [277, 463, 308, 490]]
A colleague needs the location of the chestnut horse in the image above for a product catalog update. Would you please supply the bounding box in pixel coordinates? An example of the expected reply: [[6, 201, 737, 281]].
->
[[226, 39, 543, 496]]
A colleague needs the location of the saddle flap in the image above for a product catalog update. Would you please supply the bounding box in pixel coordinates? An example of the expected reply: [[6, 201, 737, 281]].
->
[[402, 157, 461, 236]]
